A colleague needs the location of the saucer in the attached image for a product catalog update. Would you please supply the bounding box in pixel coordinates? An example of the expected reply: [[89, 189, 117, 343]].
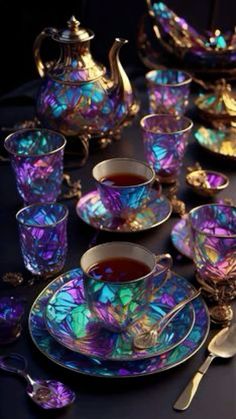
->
[[195, 126, 236, 160], [76, 189, 172, 233], [171, 218, 193, 259], [29, 268, 210, 378], [44, 269, 195, 361]]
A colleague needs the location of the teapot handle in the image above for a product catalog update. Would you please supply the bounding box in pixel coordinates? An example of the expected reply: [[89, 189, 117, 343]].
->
[[33, 27, 58, 78]]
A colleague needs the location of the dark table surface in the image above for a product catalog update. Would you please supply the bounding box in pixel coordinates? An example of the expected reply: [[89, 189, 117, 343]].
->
[[0, 80, 235, 419]]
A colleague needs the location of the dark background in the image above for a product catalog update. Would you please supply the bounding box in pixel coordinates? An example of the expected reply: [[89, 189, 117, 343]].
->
[[1, 0, 236, 94]]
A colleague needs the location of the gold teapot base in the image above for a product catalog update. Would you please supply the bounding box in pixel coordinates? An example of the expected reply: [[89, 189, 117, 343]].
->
[[196, 273, 235, 326]]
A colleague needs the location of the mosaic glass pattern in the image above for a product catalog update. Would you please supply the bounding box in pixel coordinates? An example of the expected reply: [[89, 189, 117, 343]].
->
[[96, 180, 152, 219], [29, 268, 210, 378], [171, 218, 193, 259], [76, 189, 172, 232], [16, 203, 68, 277], [37, 77, 132, 137], [4, 129, 66, 205], [195, 127, 236, 160], [146, 70, 191, 116], [141, 115, 193, 182], [189, 204, 236, 283], [45, 272, 194, 360]]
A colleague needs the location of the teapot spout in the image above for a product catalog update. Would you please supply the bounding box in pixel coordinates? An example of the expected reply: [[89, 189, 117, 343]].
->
[[109, 38, 133, 100]]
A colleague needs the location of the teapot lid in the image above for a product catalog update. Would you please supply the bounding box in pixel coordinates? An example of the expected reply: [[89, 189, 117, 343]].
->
[[52, 16, 94, 43]]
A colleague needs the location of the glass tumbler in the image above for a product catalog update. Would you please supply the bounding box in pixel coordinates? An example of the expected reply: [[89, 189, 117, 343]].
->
[[146, 69, 192, 116], [4, 128, 66, 205], [16, 203, 68, 277], [141, 114, 193, 183], [189, 203, 236, 323]]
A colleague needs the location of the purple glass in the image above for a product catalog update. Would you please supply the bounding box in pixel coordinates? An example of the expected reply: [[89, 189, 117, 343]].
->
[[146, 70, 192, 116], [0, 297, 25, 344], [4, 128, 66, 205], [141, 114, 193, 183], [16, 203, 68, 277], [186, 170, 229, 197], [189, 204, 236, 284]]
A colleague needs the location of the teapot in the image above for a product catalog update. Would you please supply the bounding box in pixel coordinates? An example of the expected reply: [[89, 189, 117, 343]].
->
[[33, 16, 138, 138]]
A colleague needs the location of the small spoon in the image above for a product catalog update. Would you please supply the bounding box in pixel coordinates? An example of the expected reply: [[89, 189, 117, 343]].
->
[[133, 288, 202, 350], [173, 324, 236, 411], [0, 353, 76, 409]]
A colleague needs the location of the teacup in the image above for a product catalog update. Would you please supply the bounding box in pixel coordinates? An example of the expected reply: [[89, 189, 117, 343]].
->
[[92, 158, 157, 219], [81, 242, 172, 332]]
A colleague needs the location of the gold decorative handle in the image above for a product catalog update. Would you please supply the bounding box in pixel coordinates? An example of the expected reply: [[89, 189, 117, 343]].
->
[[155, 253, 173, 290], [33, 28, 58, 78], [173, 353, 216, 411]]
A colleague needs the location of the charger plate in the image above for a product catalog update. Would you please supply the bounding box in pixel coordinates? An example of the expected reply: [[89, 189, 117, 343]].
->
[[44, 270, 195, 361], [76, 189, 172, 233], [29, 268, 210, 378]]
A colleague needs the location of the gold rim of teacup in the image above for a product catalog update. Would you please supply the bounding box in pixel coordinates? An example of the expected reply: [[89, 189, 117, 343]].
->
[[92, 158, 155, 189], [80, 242, 171, 285]]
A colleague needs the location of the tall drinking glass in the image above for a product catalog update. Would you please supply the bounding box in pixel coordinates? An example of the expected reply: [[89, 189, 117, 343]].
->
[[5, 128, 66, 205]]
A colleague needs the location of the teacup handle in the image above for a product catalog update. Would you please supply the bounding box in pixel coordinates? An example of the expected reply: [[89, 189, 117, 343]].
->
[[155, 253, 173, 290]]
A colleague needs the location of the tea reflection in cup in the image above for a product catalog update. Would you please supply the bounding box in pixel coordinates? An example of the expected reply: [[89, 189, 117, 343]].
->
[[81, 242, 172, 332], [93, 158, 157, 219]]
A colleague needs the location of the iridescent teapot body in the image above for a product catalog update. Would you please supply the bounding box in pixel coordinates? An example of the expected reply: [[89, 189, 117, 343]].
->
[[34, 17, 135, 137]]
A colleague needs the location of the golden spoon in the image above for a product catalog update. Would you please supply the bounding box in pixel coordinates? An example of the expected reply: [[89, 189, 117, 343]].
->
[[133, 288, 202, 350], [173, 324, 236, 411]]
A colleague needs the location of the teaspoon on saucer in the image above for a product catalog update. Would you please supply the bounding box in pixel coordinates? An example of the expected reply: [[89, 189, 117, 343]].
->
[[173, 324, 236, 410], [133, 288, 202, 350], [0, 353, 75, 409]]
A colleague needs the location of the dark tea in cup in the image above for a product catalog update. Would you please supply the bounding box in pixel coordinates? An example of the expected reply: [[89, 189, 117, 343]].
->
[[100, 173, 148, 187], [87, 257, 151, 282]]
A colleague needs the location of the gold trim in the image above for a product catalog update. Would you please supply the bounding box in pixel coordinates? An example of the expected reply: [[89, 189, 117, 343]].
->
[[188, 203, 236, 238], [92, 157, 155, 188], [76, 192, 172, 233], [16, 203, 69, 228], [4, 128, 66, 158], [140, 114, 193, 135]]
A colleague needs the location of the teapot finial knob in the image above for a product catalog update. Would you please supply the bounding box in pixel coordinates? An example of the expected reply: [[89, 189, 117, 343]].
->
[[67, 16, 80, 33]]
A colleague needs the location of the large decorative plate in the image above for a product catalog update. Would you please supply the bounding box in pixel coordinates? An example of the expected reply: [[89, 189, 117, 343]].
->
[[195, 126, 236, 160], [29, 269, 210, 378], [76, 190, 172, 233], [44, 270, 195, 361]]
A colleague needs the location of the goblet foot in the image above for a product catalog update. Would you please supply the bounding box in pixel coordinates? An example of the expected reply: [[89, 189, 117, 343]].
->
[[196, 273, 235, 325], [209, 304, 233, 325]]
